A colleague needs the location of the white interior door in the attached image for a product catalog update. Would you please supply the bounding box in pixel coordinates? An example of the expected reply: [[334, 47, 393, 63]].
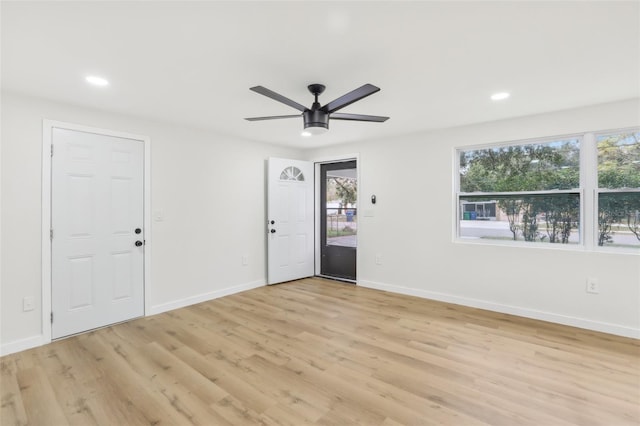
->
[[267, 158, 314, 284], [51, 128, 144, 339]]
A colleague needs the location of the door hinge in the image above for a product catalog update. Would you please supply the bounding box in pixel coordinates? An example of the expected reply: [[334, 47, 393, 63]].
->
[[50, 312, 53, 323], [50, 229, 53, 240], [50, 144, 53, 157]]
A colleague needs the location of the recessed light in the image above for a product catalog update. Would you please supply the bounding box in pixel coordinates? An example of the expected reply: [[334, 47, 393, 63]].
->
[[86, 75, 109, 86], [491, 92, 510, 101]]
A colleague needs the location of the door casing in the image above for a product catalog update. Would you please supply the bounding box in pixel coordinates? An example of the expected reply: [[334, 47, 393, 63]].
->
[[41, 120, 151, 343]]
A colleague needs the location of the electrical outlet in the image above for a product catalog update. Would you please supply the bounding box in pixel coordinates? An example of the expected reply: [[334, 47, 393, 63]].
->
[[375, 254, 382, 265], [23, 297, 35, 312], [242, 255, 249, 266], [586, 277, 599, 294]]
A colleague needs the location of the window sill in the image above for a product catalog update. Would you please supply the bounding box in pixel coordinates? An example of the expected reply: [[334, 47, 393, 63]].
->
[[453, 237, 639, 255]]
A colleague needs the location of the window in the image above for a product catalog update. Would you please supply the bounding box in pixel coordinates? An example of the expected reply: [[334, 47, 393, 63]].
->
[[458, 138, 581, 244], [280, 166, 304, 181], [456, 128, 639, 251], [596, 131, 640, 248]]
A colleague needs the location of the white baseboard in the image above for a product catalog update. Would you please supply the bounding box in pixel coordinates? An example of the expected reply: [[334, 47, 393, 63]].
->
[[0, 334, 47, 357], [358, 279, 640, 339], [147, 279, 266, 316], [1, 279, 266, 357]]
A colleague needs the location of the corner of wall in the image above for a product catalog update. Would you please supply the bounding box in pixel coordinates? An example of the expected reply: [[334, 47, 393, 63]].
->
[[147, 279, 265, 316], [0, 334, 47, 357], [358, 279, 640, 339]]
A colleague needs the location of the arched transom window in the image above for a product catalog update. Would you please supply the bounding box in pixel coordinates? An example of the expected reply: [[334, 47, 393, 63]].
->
[[280, 166, 305, 181]]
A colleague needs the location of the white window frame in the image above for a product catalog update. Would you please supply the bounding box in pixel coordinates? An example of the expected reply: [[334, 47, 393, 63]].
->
[[454, 128, 639, 254]]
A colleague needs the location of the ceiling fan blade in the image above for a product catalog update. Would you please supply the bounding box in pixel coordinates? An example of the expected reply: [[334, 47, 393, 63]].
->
[[249, 86, 308, 112], [330, 113, 389, 122], [322, 84, 381, 114], [245, 114, 301, 121]]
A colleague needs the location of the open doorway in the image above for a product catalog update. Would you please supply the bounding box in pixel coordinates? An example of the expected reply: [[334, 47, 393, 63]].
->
[[319, 160, 357, 282]]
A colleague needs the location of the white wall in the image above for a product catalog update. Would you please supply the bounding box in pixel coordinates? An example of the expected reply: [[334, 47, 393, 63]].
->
[[0, 92, 301, 354], [2, 93, 638, 356], [307, 99, 640, 338]]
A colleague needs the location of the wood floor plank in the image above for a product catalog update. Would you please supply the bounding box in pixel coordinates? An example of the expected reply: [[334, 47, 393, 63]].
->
[[36, 341, 104, 426], [96, 330, 233, 426], [242, 354, 331, 422], [1, 278, 638, 425], [0, 359, 28, 426], [324, 362, 486, 426], [77, 331, 188, 425], [16, 366, 69, 425], [175, 345, 277, 415]]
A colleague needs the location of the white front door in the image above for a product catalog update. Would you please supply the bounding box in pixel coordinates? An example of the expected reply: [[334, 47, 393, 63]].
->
[[267, 158, 314, 284], [51, 128, 144, 339]]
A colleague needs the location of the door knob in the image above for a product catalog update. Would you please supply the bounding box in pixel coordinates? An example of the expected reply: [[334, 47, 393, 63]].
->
[[270, 229, 276, 234], [135, 240, 143, 247], [135, 228, 142, 234], [270, 220, 275, 225]]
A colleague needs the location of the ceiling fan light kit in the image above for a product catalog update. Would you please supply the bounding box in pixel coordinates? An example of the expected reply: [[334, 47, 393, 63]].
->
[[246, 83, 389, 136]]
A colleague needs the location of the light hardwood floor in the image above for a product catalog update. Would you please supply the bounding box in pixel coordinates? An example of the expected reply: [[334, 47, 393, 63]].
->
[[1, 277, 639, 425]]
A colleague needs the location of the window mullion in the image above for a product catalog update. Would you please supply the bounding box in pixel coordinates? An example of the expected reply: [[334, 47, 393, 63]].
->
[[582, 133, 597, 250], [459, 190, 579, 197]]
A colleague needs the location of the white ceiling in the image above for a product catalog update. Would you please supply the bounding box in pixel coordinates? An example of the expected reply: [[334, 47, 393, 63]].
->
[[2, 1, 639, 149]]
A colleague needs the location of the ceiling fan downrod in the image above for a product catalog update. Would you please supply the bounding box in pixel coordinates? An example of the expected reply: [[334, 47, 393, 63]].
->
[[304, 84, 329, 131]]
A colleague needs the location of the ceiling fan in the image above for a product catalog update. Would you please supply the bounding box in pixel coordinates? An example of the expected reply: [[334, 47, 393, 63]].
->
[[245, 83, 389, 136]]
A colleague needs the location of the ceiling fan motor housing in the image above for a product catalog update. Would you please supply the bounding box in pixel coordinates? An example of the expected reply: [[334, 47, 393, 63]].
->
[[303, 109, 329, 131]]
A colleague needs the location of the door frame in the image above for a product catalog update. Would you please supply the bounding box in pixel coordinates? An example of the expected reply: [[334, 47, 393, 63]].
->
[[41, 120, 151, 343], [313, 153, 360, 282]]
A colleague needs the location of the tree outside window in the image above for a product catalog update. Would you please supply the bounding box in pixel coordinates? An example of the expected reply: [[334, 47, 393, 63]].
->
[[597, 132, 640, 247], [459, 139, 580, 244]]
